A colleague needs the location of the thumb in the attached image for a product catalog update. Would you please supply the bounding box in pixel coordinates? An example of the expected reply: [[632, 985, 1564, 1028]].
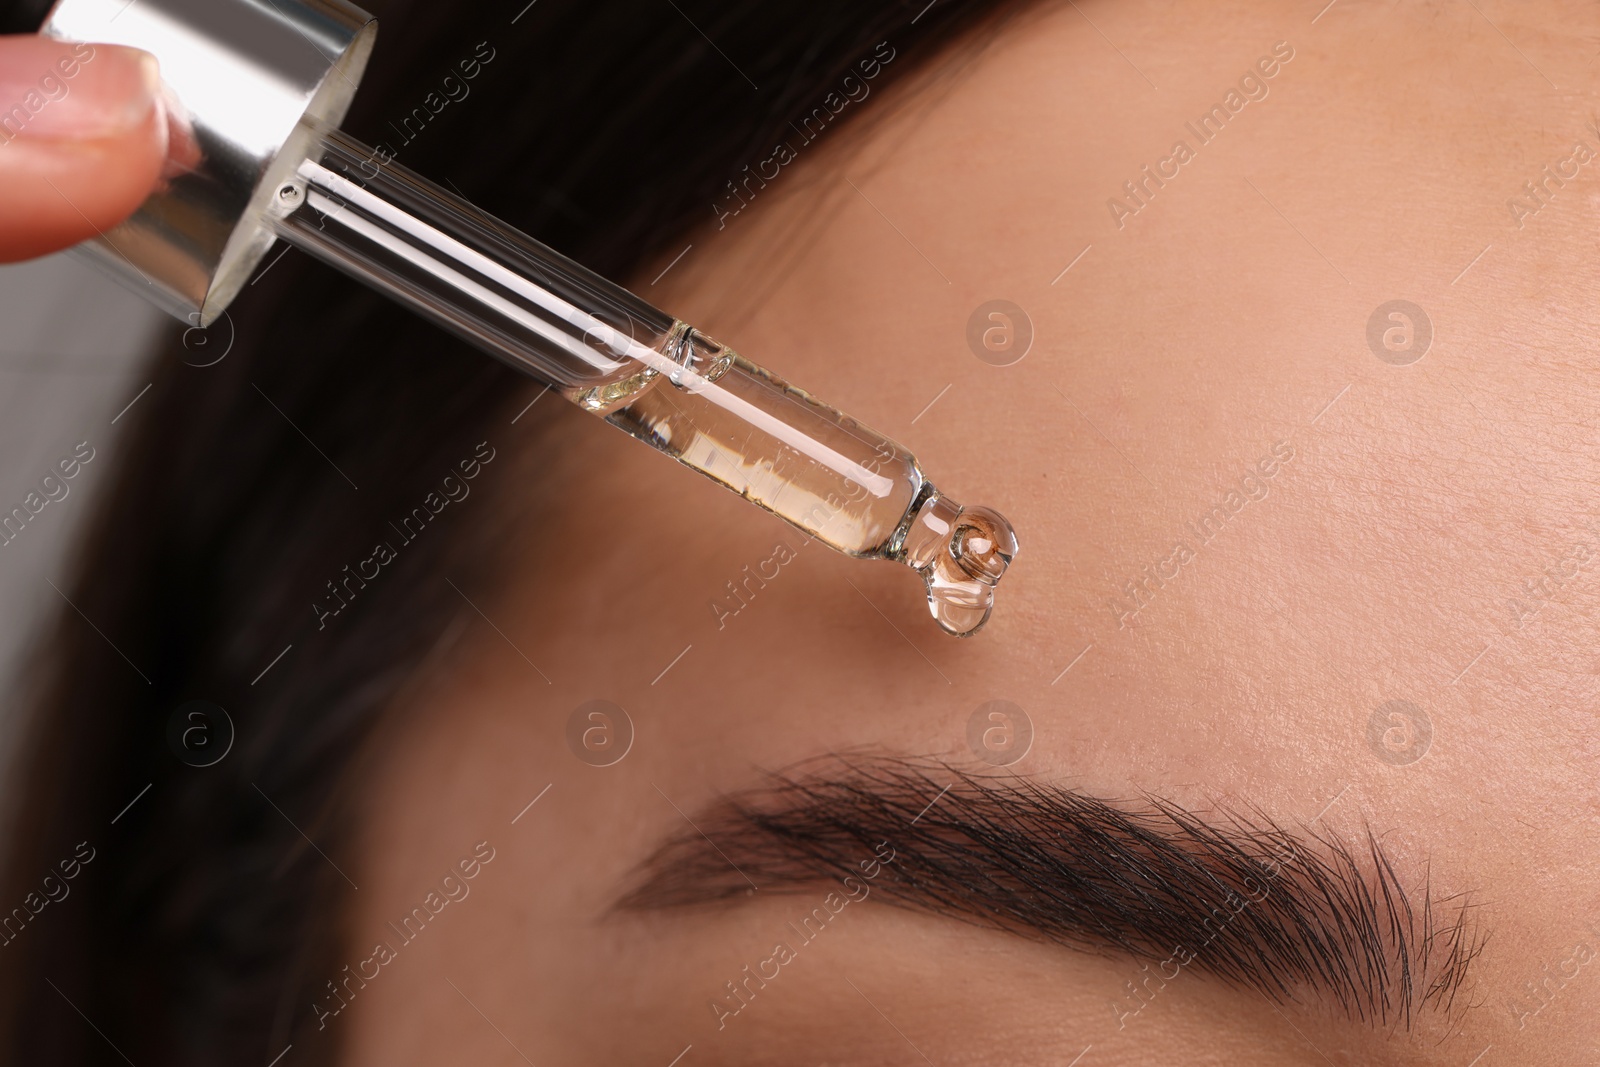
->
[[0, 36, 167, 264]]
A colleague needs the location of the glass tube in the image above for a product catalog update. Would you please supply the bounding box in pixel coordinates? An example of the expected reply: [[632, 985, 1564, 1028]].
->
[[264, 125, 1017, 637]]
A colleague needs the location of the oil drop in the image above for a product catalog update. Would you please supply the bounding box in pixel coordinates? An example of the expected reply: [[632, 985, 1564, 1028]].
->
[[896, 491, 1019, 637]]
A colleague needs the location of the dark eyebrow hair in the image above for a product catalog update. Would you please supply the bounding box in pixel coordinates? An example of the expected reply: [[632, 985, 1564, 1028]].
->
[[615, 755, 1484, 1029]]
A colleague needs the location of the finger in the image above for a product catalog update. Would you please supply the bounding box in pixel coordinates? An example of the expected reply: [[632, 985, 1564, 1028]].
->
[[0, 36, 167, 263]]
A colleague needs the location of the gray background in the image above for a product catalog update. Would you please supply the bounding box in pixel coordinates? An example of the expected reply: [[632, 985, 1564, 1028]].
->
[[0, 252, 163, 733]]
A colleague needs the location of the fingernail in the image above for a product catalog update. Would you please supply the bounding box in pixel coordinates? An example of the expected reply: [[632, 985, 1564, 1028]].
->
[[0, 39, 159, 143]]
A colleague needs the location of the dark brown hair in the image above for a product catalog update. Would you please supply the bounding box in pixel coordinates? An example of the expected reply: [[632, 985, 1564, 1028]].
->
[[0, 0, 1004, 1062]]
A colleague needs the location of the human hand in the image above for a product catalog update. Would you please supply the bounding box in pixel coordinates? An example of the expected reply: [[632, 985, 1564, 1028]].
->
[[0, 34, 166, 263]]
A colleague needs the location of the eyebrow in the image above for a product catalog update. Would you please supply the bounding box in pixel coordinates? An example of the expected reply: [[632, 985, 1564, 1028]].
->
[[615, 755, 1484, 1028]]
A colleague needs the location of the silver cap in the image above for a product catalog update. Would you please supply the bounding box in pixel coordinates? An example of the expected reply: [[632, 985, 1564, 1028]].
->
[[41, 0, 377, 326]]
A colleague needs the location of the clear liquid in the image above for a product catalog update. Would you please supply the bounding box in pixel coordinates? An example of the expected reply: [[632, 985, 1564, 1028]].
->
[[270, 131, 1018, 636], [568, 324, 1019, 637]]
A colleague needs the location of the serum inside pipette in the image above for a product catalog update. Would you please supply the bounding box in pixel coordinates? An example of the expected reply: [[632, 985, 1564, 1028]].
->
[[574, 323, 1019, 637], [268, 130, 1019, 635]]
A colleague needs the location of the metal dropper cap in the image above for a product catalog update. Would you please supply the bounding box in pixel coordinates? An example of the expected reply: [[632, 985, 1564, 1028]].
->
[[40, 0, 377, 327]]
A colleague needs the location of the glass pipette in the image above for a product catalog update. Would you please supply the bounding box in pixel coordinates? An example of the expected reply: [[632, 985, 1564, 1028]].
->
[[266, 125, 1019, 637]]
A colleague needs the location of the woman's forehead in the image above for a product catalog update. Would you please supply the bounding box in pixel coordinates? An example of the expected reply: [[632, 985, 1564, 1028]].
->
[[347, 2, 1600, 1064]]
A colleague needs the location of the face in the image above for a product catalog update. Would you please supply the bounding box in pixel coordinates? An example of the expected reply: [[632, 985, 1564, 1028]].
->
[[337, 2, 1600, 1064]]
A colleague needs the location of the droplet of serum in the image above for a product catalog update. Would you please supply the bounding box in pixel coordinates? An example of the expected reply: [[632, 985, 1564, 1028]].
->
[[897, 489, 1019, 637]]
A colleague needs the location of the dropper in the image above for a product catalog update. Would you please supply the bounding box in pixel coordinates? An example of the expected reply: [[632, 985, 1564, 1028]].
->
[[41, 0, 1018, 636]]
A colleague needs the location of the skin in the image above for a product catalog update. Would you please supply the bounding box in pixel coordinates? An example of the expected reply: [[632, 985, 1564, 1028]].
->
[[0, 36, 166, 262], [340, 1, 1599, 1064]]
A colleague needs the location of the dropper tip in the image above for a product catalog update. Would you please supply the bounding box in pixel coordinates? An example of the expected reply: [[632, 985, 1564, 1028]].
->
[[899, 490, 1019, 638]]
